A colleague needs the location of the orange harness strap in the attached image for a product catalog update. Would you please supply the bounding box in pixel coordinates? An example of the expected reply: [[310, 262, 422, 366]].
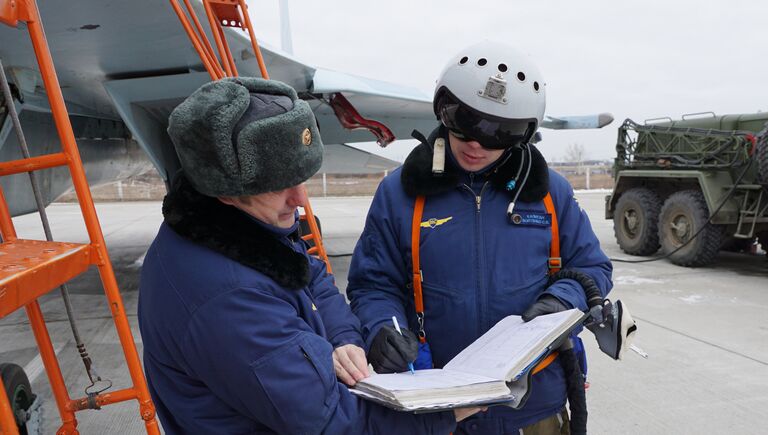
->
[[411, 195, 427, 343], [410, 192, 561, 366], [532, 352, 559, 375], [543, 193, 561, 274]]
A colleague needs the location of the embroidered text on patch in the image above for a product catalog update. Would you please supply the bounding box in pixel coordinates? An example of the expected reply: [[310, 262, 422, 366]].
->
[[420, 216, 453, 229], [510, 211, 552, 227]]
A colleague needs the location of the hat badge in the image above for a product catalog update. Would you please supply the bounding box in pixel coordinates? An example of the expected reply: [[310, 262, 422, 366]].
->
[[301, 128, 312, 146]]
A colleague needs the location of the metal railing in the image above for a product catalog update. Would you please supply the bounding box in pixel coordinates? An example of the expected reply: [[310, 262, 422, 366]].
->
[[616, 119, 755, 170]]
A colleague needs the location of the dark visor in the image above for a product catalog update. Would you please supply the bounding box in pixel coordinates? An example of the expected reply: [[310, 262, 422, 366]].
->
[[437, 91, 537, 149]]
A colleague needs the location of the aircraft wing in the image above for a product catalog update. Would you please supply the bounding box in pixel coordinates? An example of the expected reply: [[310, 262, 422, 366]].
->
[[1, 0, 436, 182], [0, 0, 613, 215], [309, 68, 436, 145]]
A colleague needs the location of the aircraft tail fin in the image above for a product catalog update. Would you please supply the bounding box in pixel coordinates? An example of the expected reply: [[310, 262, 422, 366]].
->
[[279, 0, 294, 55]]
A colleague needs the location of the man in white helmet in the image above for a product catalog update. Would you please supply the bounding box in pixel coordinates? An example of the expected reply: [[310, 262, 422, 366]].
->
[[347, 42, 613, 434]]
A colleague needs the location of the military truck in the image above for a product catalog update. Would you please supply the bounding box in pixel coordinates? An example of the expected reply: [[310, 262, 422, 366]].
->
[[605, 112, 768, 267]]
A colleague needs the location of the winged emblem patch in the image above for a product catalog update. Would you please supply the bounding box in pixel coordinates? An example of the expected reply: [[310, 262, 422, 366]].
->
[[420, 216, 453, 229]]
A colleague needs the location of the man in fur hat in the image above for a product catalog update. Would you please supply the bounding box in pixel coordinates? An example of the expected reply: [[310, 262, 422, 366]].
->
[[137, 77, 480, 434]]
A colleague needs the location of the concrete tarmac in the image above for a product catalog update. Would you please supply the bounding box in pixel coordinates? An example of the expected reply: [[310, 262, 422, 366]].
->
[[1, 192, 767, 434]]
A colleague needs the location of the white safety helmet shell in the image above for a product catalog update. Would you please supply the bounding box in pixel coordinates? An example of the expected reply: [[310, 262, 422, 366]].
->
[[434, 41, 546, 126]]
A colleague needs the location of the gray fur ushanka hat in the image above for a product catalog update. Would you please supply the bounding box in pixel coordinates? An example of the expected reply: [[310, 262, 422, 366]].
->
[[167, 77, 323, 197]]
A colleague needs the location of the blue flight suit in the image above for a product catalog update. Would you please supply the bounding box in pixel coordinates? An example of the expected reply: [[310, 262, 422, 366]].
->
[[348, 126, 612, 433], [138, 175, 455, 434]]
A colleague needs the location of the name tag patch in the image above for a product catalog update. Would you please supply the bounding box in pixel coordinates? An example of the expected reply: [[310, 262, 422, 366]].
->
[[510, 211, 551, 227]]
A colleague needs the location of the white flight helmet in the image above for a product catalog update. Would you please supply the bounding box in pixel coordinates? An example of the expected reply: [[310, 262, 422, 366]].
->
[[434, 41, 546, 149]]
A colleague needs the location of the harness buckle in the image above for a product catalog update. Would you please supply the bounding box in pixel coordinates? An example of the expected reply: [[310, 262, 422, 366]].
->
[[416, 312, 426, 340], [548, 257, 562, 269]]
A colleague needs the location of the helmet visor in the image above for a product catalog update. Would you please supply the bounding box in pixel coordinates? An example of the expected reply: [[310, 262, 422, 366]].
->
[[437, 94, 537, 149]]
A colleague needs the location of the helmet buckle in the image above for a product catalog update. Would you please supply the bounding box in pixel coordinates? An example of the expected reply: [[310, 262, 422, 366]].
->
[[479, 75, 508, 104]]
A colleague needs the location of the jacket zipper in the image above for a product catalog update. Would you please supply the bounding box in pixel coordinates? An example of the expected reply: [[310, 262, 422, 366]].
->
[[460, 180, 490, 336], [476, 182, 489, 330]]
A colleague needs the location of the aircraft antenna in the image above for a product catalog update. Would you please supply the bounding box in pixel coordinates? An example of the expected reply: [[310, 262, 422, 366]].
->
[[279, 0, 294, 55]]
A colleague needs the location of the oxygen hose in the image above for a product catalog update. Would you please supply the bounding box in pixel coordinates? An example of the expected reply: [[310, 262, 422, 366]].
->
[[545, 268, 603, 434], [560, 346, 587, 435]]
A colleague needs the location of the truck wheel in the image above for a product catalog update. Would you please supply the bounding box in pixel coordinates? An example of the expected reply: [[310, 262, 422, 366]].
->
[[658, 190, 724, 267], [756, 122, 768, 186], [613, 187, 661, 255], [1, 363, 34, 435]]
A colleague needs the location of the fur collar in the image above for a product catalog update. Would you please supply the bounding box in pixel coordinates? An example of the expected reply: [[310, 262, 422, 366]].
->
[[162, 173, 310, 289], [401, 126, 549, 202]]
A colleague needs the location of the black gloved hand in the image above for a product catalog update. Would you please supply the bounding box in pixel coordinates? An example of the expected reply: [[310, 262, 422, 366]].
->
[[522, 295, 570, 322], [368, 325, 419, 374]]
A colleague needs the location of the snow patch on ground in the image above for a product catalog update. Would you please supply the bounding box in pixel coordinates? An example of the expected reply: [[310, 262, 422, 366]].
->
[[573, 188, 612, 193], [614, 275, 664, 285], [679, 294, 705, 304]]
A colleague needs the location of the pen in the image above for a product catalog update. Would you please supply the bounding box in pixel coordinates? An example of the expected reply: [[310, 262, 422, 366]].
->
[[391, 316, 416, 375]]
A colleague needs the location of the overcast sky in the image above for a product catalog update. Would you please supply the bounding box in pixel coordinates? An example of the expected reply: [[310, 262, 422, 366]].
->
[[246, 0, 767, 162]]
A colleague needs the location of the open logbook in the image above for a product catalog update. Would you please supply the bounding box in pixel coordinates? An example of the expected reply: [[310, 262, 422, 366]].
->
[[351, 309, 586, 412]]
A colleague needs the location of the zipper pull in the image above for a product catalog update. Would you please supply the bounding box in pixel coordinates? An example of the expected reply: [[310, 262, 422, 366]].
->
[[476, 195, 481, 211]]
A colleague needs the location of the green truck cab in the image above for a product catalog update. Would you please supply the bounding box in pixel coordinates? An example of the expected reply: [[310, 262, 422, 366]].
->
[[605, 112, 768, 266]]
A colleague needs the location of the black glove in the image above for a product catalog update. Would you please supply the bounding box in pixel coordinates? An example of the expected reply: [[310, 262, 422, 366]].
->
[[368, 325, 419, 373], [522, 295, 570, 322]]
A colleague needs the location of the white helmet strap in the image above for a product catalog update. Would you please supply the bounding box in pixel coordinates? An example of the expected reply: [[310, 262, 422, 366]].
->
[[432, 137, 446, 174]]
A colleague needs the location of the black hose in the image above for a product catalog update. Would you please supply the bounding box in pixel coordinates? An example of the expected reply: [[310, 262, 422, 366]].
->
[[545, 268, 595, 433], [549, 269, 603, 309], [560, 347, 587, 435]]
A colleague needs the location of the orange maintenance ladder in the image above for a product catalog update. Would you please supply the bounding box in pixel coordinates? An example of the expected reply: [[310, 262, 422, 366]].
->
[[0, 0, 159, 434], [169, 0, 333, 272]]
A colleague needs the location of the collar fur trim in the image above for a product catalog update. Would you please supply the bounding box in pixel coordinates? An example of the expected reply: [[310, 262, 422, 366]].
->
[[162, 173, 310, 289], [401, 126, 549, 202]]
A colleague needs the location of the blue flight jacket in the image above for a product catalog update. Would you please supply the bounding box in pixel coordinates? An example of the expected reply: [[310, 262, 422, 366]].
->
[[137, 183, 456, 435], [347, 130, 613, 433]]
